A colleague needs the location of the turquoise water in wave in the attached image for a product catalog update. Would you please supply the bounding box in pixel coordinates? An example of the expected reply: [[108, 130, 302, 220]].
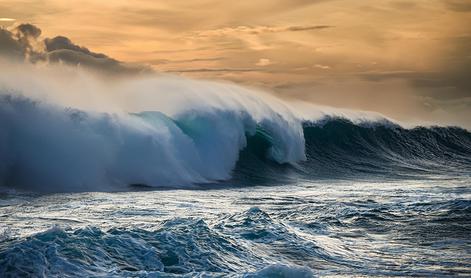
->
[[1, 178, 470, 277]]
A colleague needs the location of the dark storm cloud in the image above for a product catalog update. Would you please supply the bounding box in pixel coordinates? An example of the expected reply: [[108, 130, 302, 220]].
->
[[44, 36, 107, 59], [0, 28, 24, 59], [0, 23, 151, 75], [0, 24, 43, 61], [47, 49, 151, 75], [15, 23, 41, 38]]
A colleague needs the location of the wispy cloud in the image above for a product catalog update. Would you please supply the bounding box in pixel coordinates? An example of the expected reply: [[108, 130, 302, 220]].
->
[[195, 25, 333, 37], [314, 64, 331, 70], [149, 57, 225, 65], [256, 58, 272, 66], [165, 68, 261, 73]]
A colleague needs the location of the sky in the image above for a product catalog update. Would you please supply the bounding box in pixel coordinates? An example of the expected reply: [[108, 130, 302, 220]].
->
[[1, 0, 470, 127]]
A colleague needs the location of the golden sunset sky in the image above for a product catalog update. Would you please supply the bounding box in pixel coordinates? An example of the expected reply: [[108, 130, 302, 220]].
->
[[1, 0, 470, 126]]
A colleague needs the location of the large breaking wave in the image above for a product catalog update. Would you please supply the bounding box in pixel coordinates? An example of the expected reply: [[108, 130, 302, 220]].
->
[[0, 93, 304, 192], [0, 64, 470, 192]]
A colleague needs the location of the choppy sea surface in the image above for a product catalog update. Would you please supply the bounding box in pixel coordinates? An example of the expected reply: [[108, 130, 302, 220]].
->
[[1, 177, 470, 277]]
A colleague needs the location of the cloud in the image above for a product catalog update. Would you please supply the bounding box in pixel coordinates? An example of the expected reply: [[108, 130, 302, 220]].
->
[[47, 49, 151, 75], [0, 24, 43, 61], [0, 18, 15, 22], [151, 46, 212, 54], [195, 25, 333, 37], [165, 68, 260, 73], [0, 23, 151, 75], [16, 23, 41, 39], [0, 28, 24, 59], [286, 25, 332, 31], [314, 64, 331, 70], [44, 36, 106, 59], [256, 58, 272, 66], [148, 57, 225, 65]]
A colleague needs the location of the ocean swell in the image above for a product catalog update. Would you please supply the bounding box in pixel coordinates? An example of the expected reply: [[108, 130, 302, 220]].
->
[[0, 68, 470, 192]]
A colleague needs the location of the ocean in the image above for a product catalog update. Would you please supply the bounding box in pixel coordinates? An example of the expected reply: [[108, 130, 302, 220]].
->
[[0, 76, 470, 277]]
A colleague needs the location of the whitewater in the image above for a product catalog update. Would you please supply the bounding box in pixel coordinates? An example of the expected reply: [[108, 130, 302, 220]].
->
[[0, 62, 470, 277]]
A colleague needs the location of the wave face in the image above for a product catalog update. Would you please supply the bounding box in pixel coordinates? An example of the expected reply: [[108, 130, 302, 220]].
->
[[228, 118, 471, 185], [300, 119, 471, 178]]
